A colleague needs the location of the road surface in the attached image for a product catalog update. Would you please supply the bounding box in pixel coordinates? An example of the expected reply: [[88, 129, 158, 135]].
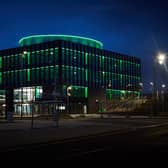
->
[[1, 123, 168, 161]]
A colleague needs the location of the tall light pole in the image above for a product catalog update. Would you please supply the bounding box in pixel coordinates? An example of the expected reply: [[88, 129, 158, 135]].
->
[[157, 53, 166, 65], [139, 82, 143, 106], [153, 52, 166, 116], [150, 81, 154, 117], [67, 86, 72, 114], [161, 84, 166, 113]]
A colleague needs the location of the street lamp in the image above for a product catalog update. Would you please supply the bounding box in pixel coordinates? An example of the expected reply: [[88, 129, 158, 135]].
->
[[154, 52, 167, 97], [157, 52, 168, 114], [139, 82, 143, 93], [161, 84, 166, 113], [149, 81, 155, 117], [67, 86, 72, 114], [139, 82, 143, 104], [139, 82, 143, 87], [23, 51, 27, 55], [161, 84, 166, 89], [152, 52, 167, 116], [125, 84, 132, 116], [150, 82, 154, 86], [157, 53, 166, 65], [150, 81, 155, 98]]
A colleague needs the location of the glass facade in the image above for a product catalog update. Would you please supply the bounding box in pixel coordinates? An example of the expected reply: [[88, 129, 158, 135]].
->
[[14, 86, 42, 116], [60, 41, 141, 99], [0, 35, 141, 115], [1, 48, 59, 88]]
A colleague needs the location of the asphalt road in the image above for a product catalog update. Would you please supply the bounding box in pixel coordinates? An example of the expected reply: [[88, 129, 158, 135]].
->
[[1, 123, 168, 162]]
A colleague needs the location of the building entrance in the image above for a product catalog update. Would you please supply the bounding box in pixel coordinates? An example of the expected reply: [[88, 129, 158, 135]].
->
[[13, 86, 42, 117]]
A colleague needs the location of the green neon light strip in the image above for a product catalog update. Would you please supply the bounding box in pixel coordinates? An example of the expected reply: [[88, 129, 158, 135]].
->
[[35, 86, 40, 98], [63, 47, 139, 65], [19, 35, 103, 49], [5, 65, 59, 74], [71, 85, 86, 89], [62, 65, 85, 70], [85, 87, 88, 98], [35, 87, 37, 97], [27, 69, 30, 81], [85, 69, 88, 81], [85, 53, 88, 65], [68, 85, 88, 98], [106, 88, 141, 93], [27, 52, 30, 64], [71, 85, 88, 97]]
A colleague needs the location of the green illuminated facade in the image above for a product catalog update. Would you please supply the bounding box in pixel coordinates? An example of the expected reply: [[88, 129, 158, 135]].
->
[[0, 35, 141, 116]]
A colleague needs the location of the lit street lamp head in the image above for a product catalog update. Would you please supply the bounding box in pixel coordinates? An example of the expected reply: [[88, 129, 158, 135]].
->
[[23, 51, 27, 54], [157, 53, 166, 65], [150, 82, 154, 86], [139, 82, 143, 87], [161, 84, 166, 88]]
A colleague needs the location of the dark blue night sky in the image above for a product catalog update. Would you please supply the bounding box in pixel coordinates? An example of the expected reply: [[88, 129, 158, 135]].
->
[[0, 0, 168, 93]]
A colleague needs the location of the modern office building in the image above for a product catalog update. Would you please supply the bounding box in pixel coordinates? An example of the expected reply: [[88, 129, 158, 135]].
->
[[0, 35, 141, 117]]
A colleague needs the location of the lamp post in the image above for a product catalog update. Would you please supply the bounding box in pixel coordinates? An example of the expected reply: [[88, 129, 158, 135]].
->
[[139, 82, 143, 107], [157, 53, 166, 65], [150, 82, 154, 96], [67, 86, 72, 114], [150, 81, 154, 117], [153, 52, 166, 116], [125, 84, 131, 117], [161, 84, 166, 113]]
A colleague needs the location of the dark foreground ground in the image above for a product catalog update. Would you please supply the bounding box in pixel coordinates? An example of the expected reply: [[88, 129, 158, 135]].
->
[[1, 120, 168, 163]]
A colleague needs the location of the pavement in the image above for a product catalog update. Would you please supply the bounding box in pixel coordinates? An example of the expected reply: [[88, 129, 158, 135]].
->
[[0, 116, 168, 151]]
